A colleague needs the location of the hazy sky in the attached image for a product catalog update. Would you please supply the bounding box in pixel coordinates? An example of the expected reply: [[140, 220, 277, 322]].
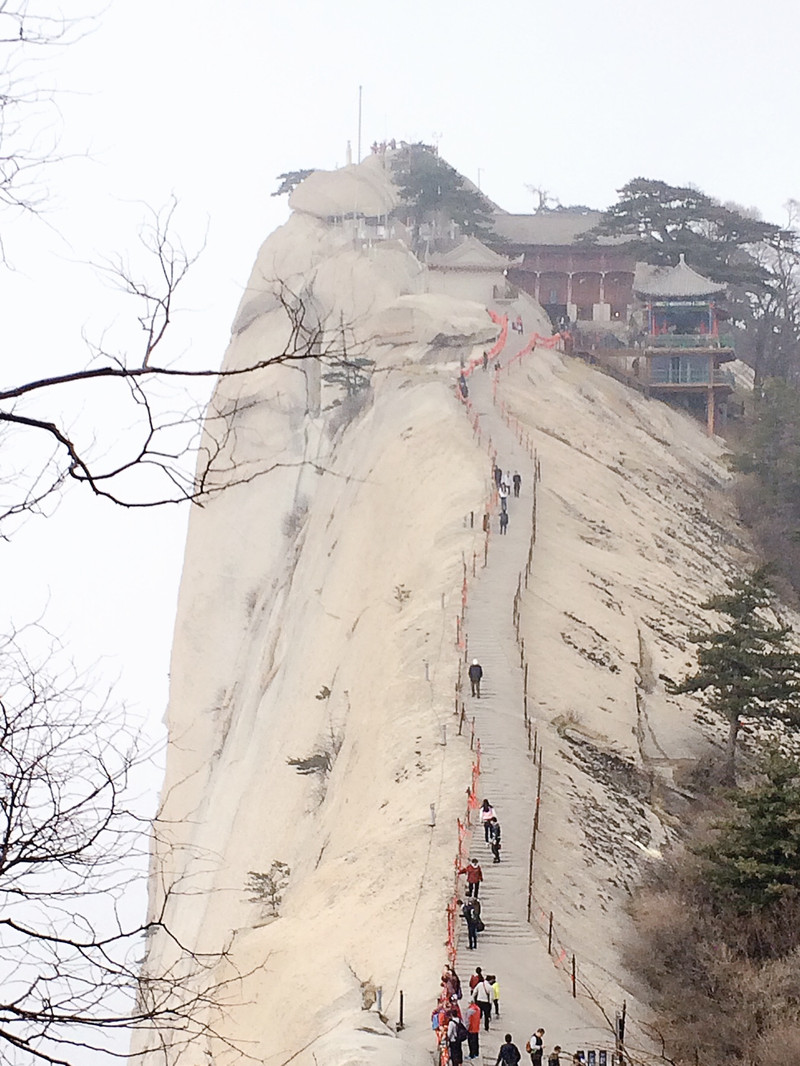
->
[[2, 0, 799, 750]]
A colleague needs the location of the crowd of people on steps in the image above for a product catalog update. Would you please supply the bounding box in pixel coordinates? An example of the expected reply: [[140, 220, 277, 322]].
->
[[432, 792, 573, 1066], [430, 424, 586, 1066], [434, 961, 568, 1066]]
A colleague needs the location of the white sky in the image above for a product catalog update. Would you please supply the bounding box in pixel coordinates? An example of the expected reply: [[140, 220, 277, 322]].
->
[[2, 0, 800, 755]]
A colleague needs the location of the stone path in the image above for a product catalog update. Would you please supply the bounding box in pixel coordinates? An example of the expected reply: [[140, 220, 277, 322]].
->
[[456, 357, 611, 1065]]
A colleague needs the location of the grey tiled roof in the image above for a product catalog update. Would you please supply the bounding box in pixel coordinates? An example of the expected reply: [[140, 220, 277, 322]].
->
[[634, 255, 726, 297], [491, 210, 625, 246]]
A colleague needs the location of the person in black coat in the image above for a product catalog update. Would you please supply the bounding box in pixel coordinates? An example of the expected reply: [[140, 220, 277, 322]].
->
[[497, 1035, 522, 1066], [489, 818, 502, 863], [468, 660, 483, 698]]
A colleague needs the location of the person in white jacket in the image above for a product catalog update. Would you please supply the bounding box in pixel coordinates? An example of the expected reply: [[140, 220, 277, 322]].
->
[[480, 799, 496, 844], [472, 976, 493, 1031]]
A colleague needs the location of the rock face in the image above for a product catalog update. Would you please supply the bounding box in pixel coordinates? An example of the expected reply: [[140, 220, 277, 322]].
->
[[137, 159, 761, 1065]]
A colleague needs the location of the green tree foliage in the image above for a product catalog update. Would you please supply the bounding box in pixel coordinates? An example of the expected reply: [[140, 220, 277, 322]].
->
[[626, 758, 800, 1066], [700, 752, 800, 913], [671, 568, 800, 782], [272, 169, 315, 197], [733, 380, 800, 504], [390, 143, 495, 245], [322, 355, 374, 398], [589, 177, 780, 286]]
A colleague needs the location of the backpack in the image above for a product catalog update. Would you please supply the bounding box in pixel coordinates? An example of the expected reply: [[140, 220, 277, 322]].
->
[[455, 1019, 469, 1044]]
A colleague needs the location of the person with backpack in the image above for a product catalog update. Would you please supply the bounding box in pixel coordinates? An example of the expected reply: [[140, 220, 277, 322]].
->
[[461, 897, 479, 949], [526, 1028, 545, 1066], [472, 974, 493, 1031], [547, 1046, 562, 1066], [489, 817, 502, 863], [496, 1034, 522, 1066], [448, 1010, 468, 1065], [466, 1000, 482, 1059], [513, 471, 522, 497]]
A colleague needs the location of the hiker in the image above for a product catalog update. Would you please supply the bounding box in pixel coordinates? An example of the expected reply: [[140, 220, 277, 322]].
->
[[497, 1034, 522, 1066], [547, 1046, 562, 1066], [442, 964, 461, 1000], [466, 999, 482, 1059], [468, 659, 483, 698], [458, 373, 469, 400], [498, 482, 509, 512], [501, 471, 512, 493], [499, 510, 508, 535], [468, 966, 484, 991], [432, 1001, 449, 1035], [448, 1011, 467, 1065], [483, 351, 489, 372], [487, 973, 500, 1016], [513, 471, 521, 497], [461, 898, 479, 949], [472, 973, 493, 1031], [459, 858, 483, 898], [494, 464, 503, 489], [479, 799, 496, 844], [489, 818, 502, 863], [526, 1029, 545, 1066]]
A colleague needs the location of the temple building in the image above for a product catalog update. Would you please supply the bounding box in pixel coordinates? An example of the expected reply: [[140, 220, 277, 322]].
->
[[632, 255, 735, 435], [491, 209, 637, 325]]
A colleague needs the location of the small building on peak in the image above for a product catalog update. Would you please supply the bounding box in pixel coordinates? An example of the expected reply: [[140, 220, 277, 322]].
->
[[425, 236, 516, 305]]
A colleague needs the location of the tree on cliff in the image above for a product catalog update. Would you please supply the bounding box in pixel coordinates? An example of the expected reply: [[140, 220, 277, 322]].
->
[[626, 751, 800, 1066], [390, 143, 495, 246], [670, 569, 800, 783], [700, 751, 800, 915]]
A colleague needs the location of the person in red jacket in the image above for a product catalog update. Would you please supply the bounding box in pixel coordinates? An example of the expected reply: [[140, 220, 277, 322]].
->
[[466, 999, 482, 1059], [459, 858, 483, 898]]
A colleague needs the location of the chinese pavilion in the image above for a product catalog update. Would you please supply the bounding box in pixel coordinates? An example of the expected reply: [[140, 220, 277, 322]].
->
[[633, 255, 735, 435]]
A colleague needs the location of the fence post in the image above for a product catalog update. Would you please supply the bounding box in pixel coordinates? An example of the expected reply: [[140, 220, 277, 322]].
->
[[398, 990, 405, 1031], [548, 911, 553, 954], [533, 757, 543, 841], [616, 1000, 627, 1066], [520, 637, 525, 669], [526, 818, 535, 921], [571, 955, 576, 998]]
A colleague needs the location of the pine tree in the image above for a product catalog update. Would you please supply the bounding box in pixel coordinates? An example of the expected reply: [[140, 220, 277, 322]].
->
[[672, 568, 800, 782], [390, 143, 495, 247], [700, 752, 800, 914]]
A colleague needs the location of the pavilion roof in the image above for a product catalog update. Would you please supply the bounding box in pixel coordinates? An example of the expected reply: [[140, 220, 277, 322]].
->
[[427, 235, 513, 270], [634, 255, 726, 298]]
